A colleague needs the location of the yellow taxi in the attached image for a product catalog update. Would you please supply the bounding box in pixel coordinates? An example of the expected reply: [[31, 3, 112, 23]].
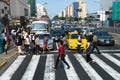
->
[[66, 31, 87, 50]]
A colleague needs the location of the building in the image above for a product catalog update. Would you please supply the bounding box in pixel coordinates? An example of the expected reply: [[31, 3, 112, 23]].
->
[[36, 4, 47, 18], [0, 0, 10, 18], [58, 10, 66, 17], [10, 0, 30, 18], [28, 0, 36, 17], [66, 5, 73, 17], [100, 0, 115, 11], [73, 0, 86, 19]]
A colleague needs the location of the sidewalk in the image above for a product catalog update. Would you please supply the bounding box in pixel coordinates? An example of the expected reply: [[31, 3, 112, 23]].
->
[[0, 48, 17, 68]]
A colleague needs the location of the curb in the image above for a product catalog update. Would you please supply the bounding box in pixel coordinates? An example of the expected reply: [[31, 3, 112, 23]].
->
[[2, 51, 18, 59], [0, 61, 7, 68]]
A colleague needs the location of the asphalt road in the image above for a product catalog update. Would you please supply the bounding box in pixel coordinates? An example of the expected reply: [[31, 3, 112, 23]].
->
[[0, 42, 120, 80]]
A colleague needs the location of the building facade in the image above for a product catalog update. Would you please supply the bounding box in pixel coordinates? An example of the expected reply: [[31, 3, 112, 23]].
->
[[10, 0, 30, 18], [66, 5, 73, 17], [36, 4, 47, 18], [73, 0, 86, 19], [28, 0, 36, 17], [0, 0, 10, 18]]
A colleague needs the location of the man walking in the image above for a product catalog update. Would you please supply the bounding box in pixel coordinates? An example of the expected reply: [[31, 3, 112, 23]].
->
[[92, 33, 101, 54]]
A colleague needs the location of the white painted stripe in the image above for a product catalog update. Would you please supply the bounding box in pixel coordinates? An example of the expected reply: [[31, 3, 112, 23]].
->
[[56, 42, 58, 49], [44, 54, 55, 80], [114, 53, 120, 57], [91, 54, 120, 80], [74, 54, 103, 80], [0, 56, 26, 80], [63, 55, 80, 80], [98, 49, 120, 52], [102, 54, 120, 67], [21, 55, 40, 80]]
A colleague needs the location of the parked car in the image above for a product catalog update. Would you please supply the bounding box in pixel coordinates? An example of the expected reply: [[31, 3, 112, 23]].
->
[[94, 30, 115, 46], [66, 31, 87, 50], [51, 28, 64, 42], [36, 32, 54, 50]]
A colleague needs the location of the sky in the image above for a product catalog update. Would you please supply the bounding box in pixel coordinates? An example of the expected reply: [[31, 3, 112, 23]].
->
[[36, 0, 100, 18]]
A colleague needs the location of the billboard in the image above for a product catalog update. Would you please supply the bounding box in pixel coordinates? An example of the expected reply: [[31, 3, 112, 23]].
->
[[112, 2, 120, 20]]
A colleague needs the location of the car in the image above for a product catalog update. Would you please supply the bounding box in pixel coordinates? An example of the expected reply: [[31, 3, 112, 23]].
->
[[66, 31, 87, 50], [51, 28, 64, 42], [94, 30, 115, 46], [31, 21, 49, 33], [36, 32, 54, 50], [69, 28, 83, 33]]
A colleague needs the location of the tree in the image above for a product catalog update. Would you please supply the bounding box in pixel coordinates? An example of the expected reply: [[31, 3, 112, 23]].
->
[[53, 15, 59, 20], [41, 15, 49, 18]]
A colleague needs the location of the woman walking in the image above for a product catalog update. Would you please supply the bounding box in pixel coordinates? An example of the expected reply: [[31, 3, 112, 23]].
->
[[84, 39, 95, 63], [54, 40, 70, 70]]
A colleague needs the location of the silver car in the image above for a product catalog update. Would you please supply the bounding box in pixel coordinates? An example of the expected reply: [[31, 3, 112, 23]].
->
[[36, 32, 54, 50]]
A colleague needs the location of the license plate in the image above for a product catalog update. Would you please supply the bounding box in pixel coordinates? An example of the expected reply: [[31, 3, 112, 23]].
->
[[106, 41, 109, 43]]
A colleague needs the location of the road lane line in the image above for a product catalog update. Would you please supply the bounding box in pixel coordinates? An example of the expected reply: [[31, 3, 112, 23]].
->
[[64, 55, 80, 80], [74, 54, 103, 80], [21, 55, 40, 80], [102, 53, 120, 67], [91, 54, 120, 80], [0, 56, 26, 80], [44, 54, 55, 80]]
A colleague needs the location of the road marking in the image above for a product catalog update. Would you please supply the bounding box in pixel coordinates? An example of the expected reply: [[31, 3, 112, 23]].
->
[[44, 54, 55, 80], [91, 54, 120, 80], [97, 49, 120, 52], [2, 51, 17, 59], [64, 55, 80, 80], [56, 42, 58, 49], [0, 56, 26, 80], [21, 55, 40, 80], [102, 53, 120, 67], [114, 53, 120, 57], [74, 54, 103, 80]]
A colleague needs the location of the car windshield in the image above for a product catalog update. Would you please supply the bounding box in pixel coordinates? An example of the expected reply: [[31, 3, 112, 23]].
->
[[51, 29, 63, 34], [38, 34, 52, 39], [32, 23, 46, 30], [70, 34, 78, 39], [69, 28, 83, 32], [97, 31, 109, 36]]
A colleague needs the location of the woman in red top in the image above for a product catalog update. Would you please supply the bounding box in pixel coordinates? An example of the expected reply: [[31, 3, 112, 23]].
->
[[54, 40, 70, 70]]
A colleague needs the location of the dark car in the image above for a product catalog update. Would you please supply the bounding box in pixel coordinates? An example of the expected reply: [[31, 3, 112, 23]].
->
[[69, 28, 83, 33], [94, 30, 115, 46], [51, 28, 64, 41]]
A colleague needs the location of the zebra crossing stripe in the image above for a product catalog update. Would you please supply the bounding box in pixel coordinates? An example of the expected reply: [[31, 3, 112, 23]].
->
[[91, 54, 120, 80], [21, 55, 40, 80], [44, 54, 55, 80], [74, 54, 103, 80], [102, 54, 120, 67], [0, 56, 26, 80], [114, 53, 120, 57], [64, 55, 80, 80]]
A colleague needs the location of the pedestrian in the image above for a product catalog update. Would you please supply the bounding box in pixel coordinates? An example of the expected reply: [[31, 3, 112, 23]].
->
[[35, 35, 40, 54], [92, 33, 101, 54], [31, 33, 36, 53], [24, 35, 30, 55], [54, 40, 70, 70], [1, 30, 6, 52], [17, 34, 24, 55], [43, 35, 50, 53], [77, 32, 82, 53], [84, 38, 94, 63]]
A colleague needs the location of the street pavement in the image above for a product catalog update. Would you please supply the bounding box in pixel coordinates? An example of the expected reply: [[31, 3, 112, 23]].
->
[[0, 52, 120, 80], [0, 32, 120, 80]]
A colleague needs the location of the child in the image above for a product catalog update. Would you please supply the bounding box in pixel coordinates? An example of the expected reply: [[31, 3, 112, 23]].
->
[[54, 40, 70, 70]]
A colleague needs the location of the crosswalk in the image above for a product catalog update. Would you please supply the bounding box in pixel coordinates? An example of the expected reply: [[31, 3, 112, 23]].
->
[[0, 53, 120, 80]]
